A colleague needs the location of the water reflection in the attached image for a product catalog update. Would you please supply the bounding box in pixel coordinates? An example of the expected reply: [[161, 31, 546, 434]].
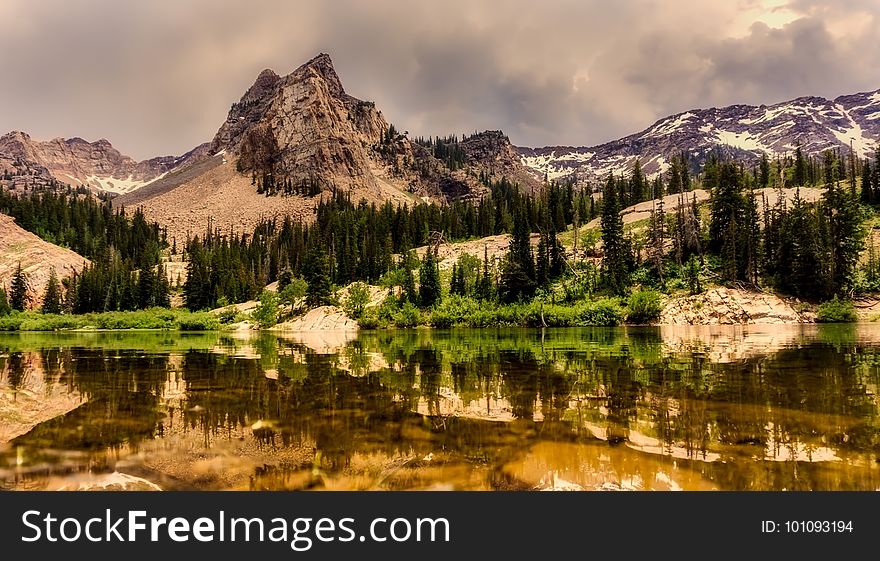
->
[[1, 325, 879, 491]]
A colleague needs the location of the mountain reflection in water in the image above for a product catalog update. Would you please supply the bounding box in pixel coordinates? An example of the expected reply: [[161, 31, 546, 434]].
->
[[1, 325, 879, 491]]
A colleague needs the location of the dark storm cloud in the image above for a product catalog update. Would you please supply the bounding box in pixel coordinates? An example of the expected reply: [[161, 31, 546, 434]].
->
[[0, 0, 876, 159]]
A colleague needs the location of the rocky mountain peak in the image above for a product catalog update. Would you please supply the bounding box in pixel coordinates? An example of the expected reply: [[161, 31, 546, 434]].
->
[[209, 52, 391, 194], [292, 53, 346, 98]]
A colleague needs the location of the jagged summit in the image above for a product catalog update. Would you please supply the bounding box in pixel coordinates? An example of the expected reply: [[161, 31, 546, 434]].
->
[[294, 52, 346, 96], [208, 51, 387, 193]]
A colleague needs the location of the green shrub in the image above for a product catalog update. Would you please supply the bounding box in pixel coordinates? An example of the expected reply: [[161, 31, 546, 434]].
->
[[575, 299, 625, 326], [357, 307, 383, 329], [392, 301, 423, 328], [816, 297, 858, 323], [251, 291, 280, 328], [429, 295, 481, 327], [18, 314, 84, 331], [93, 310, 172, 329], [0, 313, 25, 331], [343, 282, 371, 319], [175, 311, 221, 331], [218, 305, 240, 324], [626, 289, 663, 323]]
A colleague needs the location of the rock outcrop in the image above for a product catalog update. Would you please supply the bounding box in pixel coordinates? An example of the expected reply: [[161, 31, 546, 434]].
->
[[660, 287, 807, 325]]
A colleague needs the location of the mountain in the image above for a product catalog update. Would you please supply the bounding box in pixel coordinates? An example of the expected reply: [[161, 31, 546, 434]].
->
[[519, 89, 880, 184], [0, 131, 207, 194], [204, 53, 534, 198], [116, 53, 536, 242]]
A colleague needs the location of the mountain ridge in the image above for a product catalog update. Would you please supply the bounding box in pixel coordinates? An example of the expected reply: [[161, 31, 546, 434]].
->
[[518, 88, 880, 184], [0, 130, 208, 194]]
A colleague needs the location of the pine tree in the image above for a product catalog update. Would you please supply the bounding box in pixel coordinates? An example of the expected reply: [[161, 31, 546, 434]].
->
[[0, 287, 10, 316], [647, 197, 666, 286], [418, 249, 441, 307], [475, 245, 495, 301], [822, 176, 864, 295], [10, 262, 28, 311], [548, 228, 565, 279], [41, 267, 62, 314], [402, 260, 418, 303], [679, 152, 691, 192], [630, 159, 646, 204], [278, 265, 293, 290], [535, 234, 549, 287], [137, 265, 156, 309], [154, 265, 171, 308], [793, 146, 808, 186], [759, 153, 771, 188], [743, 182, 762, 285], [303, 245, 333, 307], [778, 188, 822, 298], [600, 174, 630, 294], [861, 159, 874, 205], [686, 255, 702, 295]]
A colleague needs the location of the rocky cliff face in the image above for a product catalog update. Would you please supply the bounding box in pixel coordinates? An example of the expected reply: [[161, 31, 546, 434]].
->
[[519, 89, 880, 185], [208, 53, 537, 200], [210, 53, 389, 195], [0, 131, 206, 194]]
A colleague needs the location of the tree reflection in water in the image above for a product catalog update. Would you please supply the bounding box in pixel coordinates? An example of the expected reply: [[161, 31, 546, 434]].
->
[[0, 325, 878, 490]]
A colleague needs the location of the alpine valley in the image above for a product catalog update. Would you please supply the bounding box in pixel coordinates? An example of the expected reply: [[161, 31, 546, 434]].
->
[[2, 52, 877, 235], [1, 52, 879, 325]]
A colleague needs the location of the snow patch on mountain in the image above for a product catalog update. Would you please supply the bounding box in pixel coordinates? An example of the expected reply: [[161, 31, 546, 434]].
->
[[518, 88, 880, 185], [85, 172, 167, 194]]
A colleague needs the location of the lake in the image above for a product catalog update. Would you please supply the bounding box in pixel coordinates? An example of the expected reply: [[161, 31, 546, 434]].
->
[[1, 325, 879, 491]]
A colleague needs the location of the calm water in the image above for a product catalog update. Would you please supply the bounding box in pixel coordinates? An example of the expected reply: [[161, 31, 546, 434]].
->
[[1, 325, 879, 491]]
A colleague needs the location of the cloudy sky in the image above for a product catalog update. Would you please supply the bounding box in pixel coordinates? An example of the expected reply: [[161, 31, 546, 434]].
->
[[0, 0, 877, 160]]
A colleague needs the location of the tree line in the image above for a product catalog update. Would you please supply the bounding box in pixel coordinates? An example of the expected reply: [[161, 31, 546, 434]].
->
[[0, 185, 169, 313]]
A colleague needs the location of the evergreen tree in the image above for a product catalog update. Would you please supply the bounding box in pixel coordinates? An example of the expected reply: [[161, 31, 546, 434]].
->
[[10, 262, 28, 311], [600, 174, 630, 294], [0, 287, 10, 316], [777, 188, 823, 298], [822, 177, 864, 295], [793, 146, 808, 186], [278, 266, 293, 290], [402, 260, 418, 303], [860, 159, 874, 205], [183, 239, 214, 310], [154, 265, 171, 308], [137, 265, 156, 309], [647, 198, 666, 285], [709, 161, 746, 281], [475, 245, 495, 301], [759, 153, 771, 188], [630, 159, 646, 204], [302, 245, 333, 307], [418, 249, 441, 307], [548, 228, 565, 279], [679, 152, 691, 192], [743, 183, 762, 285], [535, 234, 549, 287], [499, 207, 537, 302], [41, 267, 62, 314]]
